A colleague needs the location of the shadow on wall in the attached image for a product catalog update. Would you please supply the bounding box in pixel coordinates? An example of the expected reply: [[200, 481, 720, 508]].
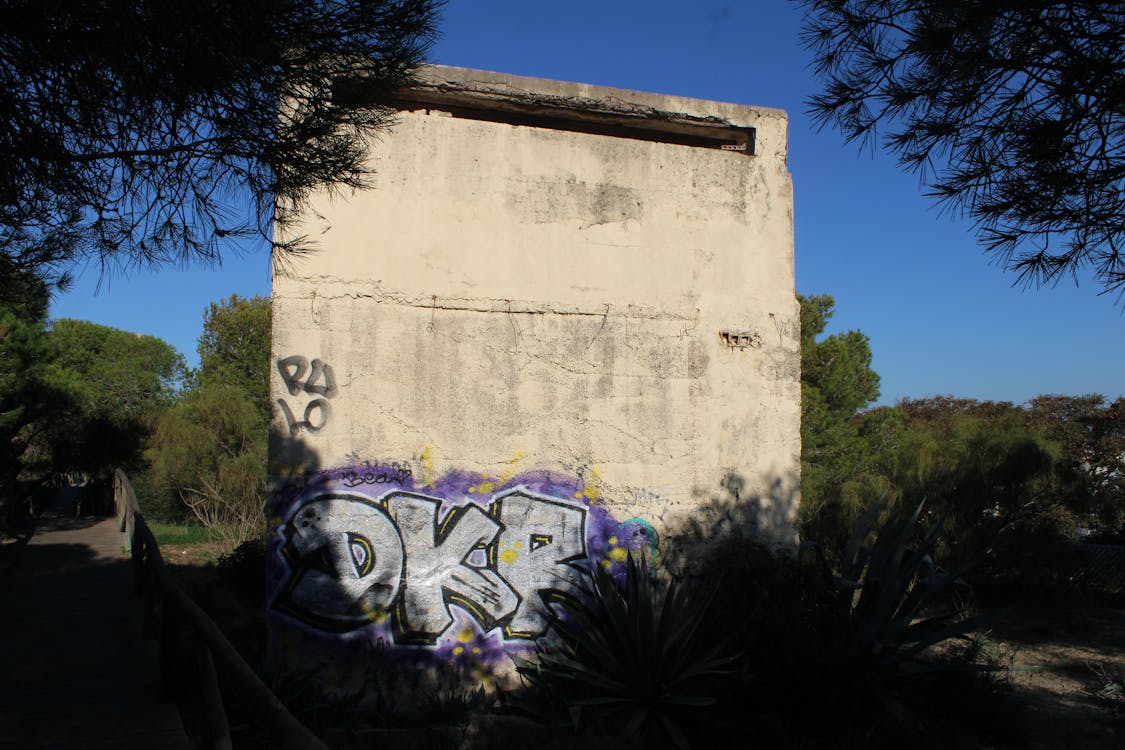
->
[[268, 612, 502, 730], [261, 447, 717, 715], [269, 423, 324, 481], [260, 458, 798, 665], [658, 471, 800, 575], [265, 428, 507, 717], [262, 396, 802, 717], [255, 471, 812, 745]]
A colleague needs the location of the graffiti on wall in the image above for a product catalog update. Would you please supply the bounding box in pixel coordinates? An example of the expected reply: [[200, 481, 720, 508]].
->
[[269, 464, 656, 663], [277, 355, 337, 435]]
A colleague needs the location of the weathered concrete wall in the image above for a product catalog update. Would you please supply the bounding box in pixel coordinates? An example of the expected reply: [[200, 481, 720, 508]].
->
[[267, 66, 799, 678]]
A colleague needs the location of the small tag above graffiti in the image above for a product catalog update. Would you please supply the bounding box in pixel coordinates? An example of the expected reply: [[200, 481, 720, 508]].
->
[[340, 462, 413, 488]]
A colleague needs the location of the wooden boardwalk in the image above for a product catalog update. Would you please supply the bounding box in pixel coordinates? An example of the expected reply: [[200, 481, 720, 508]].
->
[[0, 512, 190, 749]]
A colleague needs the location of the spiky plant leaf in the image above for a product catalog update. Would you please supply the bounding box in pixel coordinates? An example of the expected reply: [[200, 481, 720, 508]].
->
[[840, 499, 985, 672], [514, 553, 741, 748]]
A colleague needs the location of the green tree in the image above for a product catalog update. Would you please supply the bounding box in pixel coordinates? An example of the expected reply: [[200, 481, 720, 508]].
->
[[798, 294, 881, 544], [144, 294, 271, 540], [0, 266, 70, 527], [197, 294, 272, 418], [1028, 394, 1125, 541], [875, 398, 1061, 566], [33, 320, 185, 484], [1, 1, 443, 286], [146, 381, 267, 542], [0, 265, 184, 523], [799, 0, 1125, 296]]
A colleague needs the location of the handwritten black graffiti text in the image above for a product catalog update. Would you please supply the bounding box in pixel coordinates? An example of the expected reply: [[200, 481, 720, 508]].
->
[[276, 355, 337, 435]]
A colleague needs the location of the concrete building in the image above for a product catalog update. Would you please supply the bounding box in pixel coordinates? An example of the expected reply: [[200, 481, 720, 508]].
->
[[267, 66, 799, 675]]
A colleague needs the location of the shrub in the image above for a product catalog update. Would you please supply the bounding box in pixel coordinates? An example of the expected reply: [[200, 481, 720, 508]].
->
[[835, 499, 983, 672], [515, 555, 741, 749]]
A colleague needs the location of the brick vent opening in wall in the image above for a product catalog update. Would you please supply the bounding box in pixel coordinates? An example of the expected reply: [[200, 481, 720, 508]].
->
[[720, 330, 762, 350]]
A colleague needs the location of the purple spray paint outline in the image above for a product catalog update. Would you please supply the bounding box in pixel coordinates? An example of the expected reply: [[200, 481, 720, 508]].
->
[[267, 463, 656, 668]]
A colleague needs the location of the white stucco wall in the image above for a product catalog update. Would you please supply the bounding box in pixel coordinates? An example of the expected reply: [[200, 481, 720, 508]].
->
[[267, 66, 799, 671]]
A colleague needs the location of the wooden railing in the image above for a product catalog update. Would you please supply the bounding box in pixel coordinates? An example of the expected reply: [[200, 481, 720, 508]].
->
[[115, 470, 328, 750]]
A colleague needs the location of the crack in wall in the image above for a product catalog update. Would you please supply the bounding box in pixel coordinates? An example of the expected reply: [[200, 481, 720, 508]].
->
[[277, 284, 699, 323]]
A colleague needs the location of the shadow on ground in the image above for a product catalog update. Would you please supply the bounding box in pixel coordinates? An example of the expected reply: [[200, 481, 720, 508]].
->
[[0, 516, 188, 748]]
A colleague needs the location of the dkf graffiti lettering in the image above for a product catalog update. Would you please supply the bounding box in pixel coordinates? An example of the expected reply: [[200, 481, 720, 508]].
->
[[268, 464, 655, 664], [273, 488, 588, 643]]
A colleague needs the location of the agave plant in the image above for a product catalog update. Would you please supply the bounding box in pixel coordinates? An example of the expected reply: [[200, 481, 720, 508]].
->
[[514, 554, 741, 750], [837, 498, 984, 672]]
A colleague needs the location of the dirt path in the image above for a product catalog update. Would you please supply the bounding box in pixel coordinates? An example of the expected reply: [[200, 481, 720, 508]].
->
[[983, 602, 1125, 749]]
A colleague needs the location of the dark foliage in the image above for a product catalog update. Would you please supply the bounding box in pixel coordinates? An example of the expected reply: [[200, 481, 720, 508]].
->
[[689, 521, 1016, 749], [218, 535, 268, 599], [515, 555, 741, 749], [34, 319, 184, 485], [0, 0, 444, 285], [840, 394, 1125, 596], [1028, 394, 1125, 542], [0, 276, 71, 526], [834, 500, 983, 672], [800, 1, 1125, 297]]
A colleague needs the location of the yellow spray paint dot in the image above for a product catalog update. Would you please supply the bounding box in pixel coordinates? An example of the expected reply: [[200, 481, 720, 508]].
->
[[453, 646, 464, 655], [575, 485, 603, 503], [608, 547, 628, 562], [608, 536, 618, 545], [571, 467, 606, 504], [457, 628, 474, 644], [497, 452, 524, 486], [514, 541, 523, 549], [361, 606, 388, 623], [601, 559, 613, 570], [500, 548, 519, 563], [421, 446, 436, 488], [472, 647, 482, 655]]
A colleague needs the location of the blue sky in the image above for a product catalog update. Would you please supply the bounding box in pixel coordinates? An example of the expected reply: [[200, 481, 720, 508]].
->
[[49, 0, 1123, 406]]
